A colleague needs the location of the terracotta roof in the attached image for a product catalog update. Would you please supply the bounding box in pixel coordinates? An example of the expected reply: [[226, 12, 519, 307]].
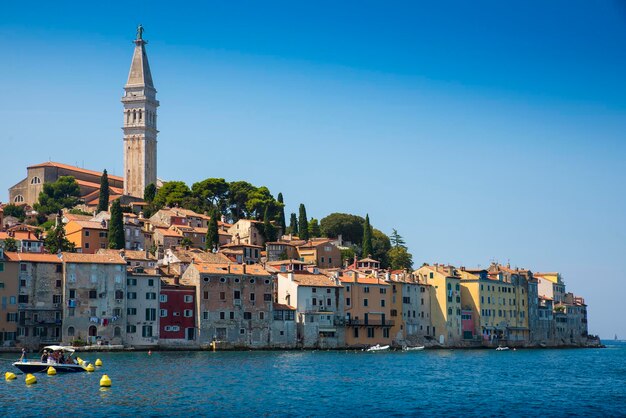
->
[[273, 303, 296, 311], [297, 239, 333, 249], [193, 263, 270, 276], [279, 272, 341, 287], [61, 252, 126, 264], [358, 257, 380, 263], [0, 231, 42, 241], [97, 249, 156, 261], [221, 242, 263, 249], [4, 252, 61, 263], [64, 213, 94, 222], [266, 259, 306, 266], [265, 242, 296, 247], [169, 249, 230, 264], [155, 227, 182, 238], [27, 162, 123, 181], [339, 275, 390, 285], [67, 220, 107, 230]]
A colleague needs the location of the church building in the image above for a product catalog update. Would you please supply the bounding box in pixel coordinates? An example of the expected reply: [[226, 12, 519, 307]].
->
[[8, 26, 158, 206]]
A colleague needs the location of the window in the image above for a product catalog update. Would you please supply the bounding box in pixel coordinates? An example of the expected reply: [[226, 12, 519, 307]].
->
[[184, 309, 193, 317], [145, 308, 156, 321], [220, 292, 226, 300], [67, 326, 75, 337], [14, 195, 24, 203], [403, 296, 410, 304], [259, 312, 265, 320], [20, 264, 27, 271], [184, 295, 193, 303], [220, 312, 225, 319], [264, 293, 272, 302], [234, 291, 240, 300], [380, 300, 386, 307], [203, 291, 209, 300], [367, 327, 375, 338], [18, 295, 28, 303], [30, 176, 41, 184], [142, 325, 153, 337], [127, 292, 137, 299], [353, 328, 359, 338], [160, 309, 167, 317], [327, 298, 331, 306], [229, 312, 235, 319], [126, 325, 136, 333], [364, 287, 370, 293], [240, 328, 245, 335], [53, 295, 61, 304], [85, 231, 90, 237], [346, 297, 351, 306], [380, 288, 387, 294], [390, 309, 398, 317], [312, 298, 317, 306], [383, 328, 390, 338], [144, 292, 156, 300], [312, 288, 317, 293], [127, 307, 137, 315], [202, 311, 209, 320], [159, 294, 167, 302], [148, 279, 154, 287], [88, 290, 97, 299], [127, 278, 137, 286], [363, 298, 368, 307], [243, 312, 252, 320], [115, 290, 124, 300]]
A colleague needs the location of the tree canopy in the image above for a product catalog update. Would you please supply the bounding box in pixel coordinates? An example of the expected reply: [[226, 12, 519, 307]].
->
[[362, 214, 373, 257], [97, 169, 109, 213], [35, 176, 81, 215], [3, 237, 18, 252], [108, 200, 125, 249], [205, 208, 219, 252], [2, 204, 26, 221], [144, 183, 157, 203], [44, 222, 75, 253], [308, 218, 321, 238], [288, 213, 298, 236], [320, 213, 364, 244], [153, 181, 192, 209], [298, 204, 309, 240], [191, 178, 229, 213], [390, 228, 407, 249], [388, 246, 413, 271]]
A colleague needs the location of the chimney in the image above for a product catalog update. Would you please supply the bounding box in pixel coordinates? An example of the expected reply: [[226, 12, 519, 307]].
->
[[242, 263, 246, 274], [139, 211, 144, 219], [221, 214, 226, 223], [119, 249, 125, 260], [227, 262, 231, 274], [288, 272, 294, 281]]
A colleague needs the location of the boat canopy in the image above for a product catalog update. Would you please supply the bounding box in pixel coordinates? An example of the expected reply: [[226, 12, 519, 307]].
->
[[43, 345, 75, 353]]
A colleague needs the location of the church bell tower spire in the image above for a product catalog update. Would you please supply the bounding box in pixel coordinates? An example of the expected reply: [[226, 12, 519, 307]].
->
[[122, 24, 159, 198]]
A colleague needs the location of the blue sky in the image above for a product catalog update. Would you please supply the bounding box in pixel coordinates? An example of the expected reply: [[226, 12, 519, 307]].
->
[[1, 1, 625, 338]]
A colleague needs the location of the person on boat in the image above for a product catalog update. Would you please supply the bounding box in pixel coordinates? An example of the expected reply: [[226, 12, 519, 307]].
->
[[41, 350, 48, 363], [59, 352, 66, 364]]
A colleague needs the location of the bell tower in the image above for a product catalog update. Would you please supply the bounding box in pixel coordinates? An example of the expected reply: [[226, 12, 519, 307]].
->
[[122, 25, 159, 198]]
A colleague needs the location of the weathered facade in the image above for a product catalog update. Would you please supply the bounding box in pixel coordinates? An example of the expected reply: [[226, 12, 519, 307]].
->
[[0, 249, 18, 345], [125, 266, 160, 347]]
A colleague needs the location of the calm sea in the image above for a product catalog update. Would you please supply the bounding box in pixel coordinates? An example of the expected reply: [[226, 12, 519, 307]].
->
[[1, 342, 625, 417]]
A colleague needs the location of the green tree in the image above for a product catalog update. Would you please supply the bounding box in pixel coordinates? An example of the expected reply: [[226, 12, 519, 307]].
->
[[288, 213, 298, 236], [263, 206, 277, 242], [276, 192, 286, 234], [372, 228, 391, 268], [298, 204, 309, 240], [191, 178, 229, 213], [108, 200, 125, 249], [144, 183, 157, 203], [320, 213, 365, 244], [205, 209, 220, 252], [390, 228, 407, 249], [388, 246, 413, 270], [227, 181, 256, 221], [153, 181, 191, 209], [362, 214, 373, 257], [180, 237, 193, 248], [3, 237, 18, 252], [34, 176, 81, 215], [97, 169, 109, 213], [44, 222, 75, 253], [2, 204, 26, 221], [308, 218, 321, 238], [340, 247, 356, 266]]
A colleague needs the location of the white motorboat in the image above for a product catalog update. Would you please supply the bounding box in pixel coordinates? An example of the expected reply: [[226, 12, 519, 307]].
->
[[402, 345, 425, 351], [495, 346, 510, 351], [366, 344, 390, 352], [13, 345, 87, 373]]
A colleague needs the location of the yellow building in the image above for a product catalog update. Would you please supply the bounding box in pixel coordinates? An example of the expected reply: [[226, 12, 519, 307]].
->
[[0, 249, 19, 345], [340, 271, 392, 347], [414, 264, 462, 345]]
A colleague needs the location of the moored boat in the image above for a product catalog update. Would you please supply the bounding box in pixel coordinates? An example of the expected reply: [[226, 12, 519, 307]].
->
[[366, 344, 390, 352], [495, 346, 510, 351], [13, 345, 87, 373], [402, 345, 425, 351]]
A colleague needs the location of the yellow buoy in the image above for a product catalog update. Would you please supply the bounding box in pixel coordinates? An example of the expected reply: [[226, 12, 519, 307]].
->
[[47, 366, 57, 376], [5, 371, 17, 380], [85, 363, 95, 372], [95, 358, 103, 367], [25, 373, 37, 385], [100, 374, 111, 387]]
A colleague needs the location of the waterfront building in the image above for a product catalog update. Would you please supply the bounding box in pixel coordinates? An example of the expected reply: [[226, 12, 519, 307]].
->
[[0, 228, 44, 253], [277, 270, 345, 348], [125, 265, 160, 348], [536, 296, 555, 343], [61, 253, 127, 345], [535, 272, 566, 303], [387, 272, 433, 344], [415, 264, 462, 345], [0, 248, 19, 345], [527, 276, 540, 344], [8, 253, 63, 349], [271, 303, 297, 348], [98, 249, 157, 269], [158, 276, 197, 346], [122, 25, 159, 198], [182, 263, 273, 348], [340, 271, 392, 347]]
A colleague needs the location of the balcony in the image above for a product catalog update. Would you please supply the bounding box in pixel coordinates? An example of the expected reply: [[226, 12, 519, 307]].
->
[[345, 319, 394, 327]]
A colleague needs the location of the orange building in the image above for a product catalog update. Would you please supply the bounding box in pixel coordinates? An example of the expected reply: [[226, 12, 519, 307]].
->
[[0, 249, 19, 345], [340, 271, 393, 347], [64, 219, 109, 254]]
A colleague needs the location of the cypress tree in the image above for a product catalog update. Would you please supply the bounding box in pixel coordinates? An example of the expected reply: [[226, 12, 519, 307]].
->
[[276, 192, 286, 235], [144, 183, 157, 202], [263, 206, 277, 242], [289, 213, 298, 236], [108, 199, 125, 249], [98, 170, 110, 213], [205, 209, 219, 252], [298, 204, 309, 240], [362, 213, 373, 258], [308, 218, 321, 238]]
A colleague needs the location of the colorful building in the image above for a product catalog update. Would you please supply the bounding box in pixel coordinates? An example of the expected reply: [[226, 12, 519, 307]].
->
[[125, 265, 160, 348], [64, 219, 109, 254], [0, 248, 18, 345]]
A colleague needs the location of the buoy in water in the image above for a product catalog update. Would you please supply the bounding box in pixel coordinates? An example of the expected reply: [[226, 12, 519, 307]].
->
[[5, 371, 17, 380], [100, 374, 111, 387], [25, 373, 37, 385], [95, 358, 103, 367], [148, 350, 152, 355], [85, 363, 95, 372], [47, 366, 57, 376]]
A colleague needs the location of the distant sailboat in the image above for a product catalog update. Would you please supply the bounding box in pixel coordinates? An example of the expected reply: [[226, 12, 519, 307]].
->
[[615, 334, 618, 341]]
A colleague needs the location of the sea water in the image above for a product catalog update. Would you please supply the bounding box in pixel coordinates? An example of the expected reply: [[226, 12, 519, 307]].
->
[[0, 342, 624, 417]]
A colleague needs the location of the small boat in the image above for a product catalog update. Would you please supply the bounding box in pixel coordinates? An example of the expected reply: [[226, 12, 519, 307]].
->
[[402, 346, 425, 351], [13, 345, 87, 373], [495, 346, 510, 351], [366, 344, 390, 352]]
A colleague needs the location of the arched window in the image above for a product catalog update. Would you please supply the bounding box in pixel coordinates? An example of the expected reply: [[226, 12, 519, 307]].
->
[[30, 176, 41, 185], [114, 327, 121, 337], [88, 325, 97, 337], [139, 110, 142, 121], [67, 326, 75, 337], [133, 110, 137, 122], [126, 110, 131, 123], [14, 195, 24, 203]]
